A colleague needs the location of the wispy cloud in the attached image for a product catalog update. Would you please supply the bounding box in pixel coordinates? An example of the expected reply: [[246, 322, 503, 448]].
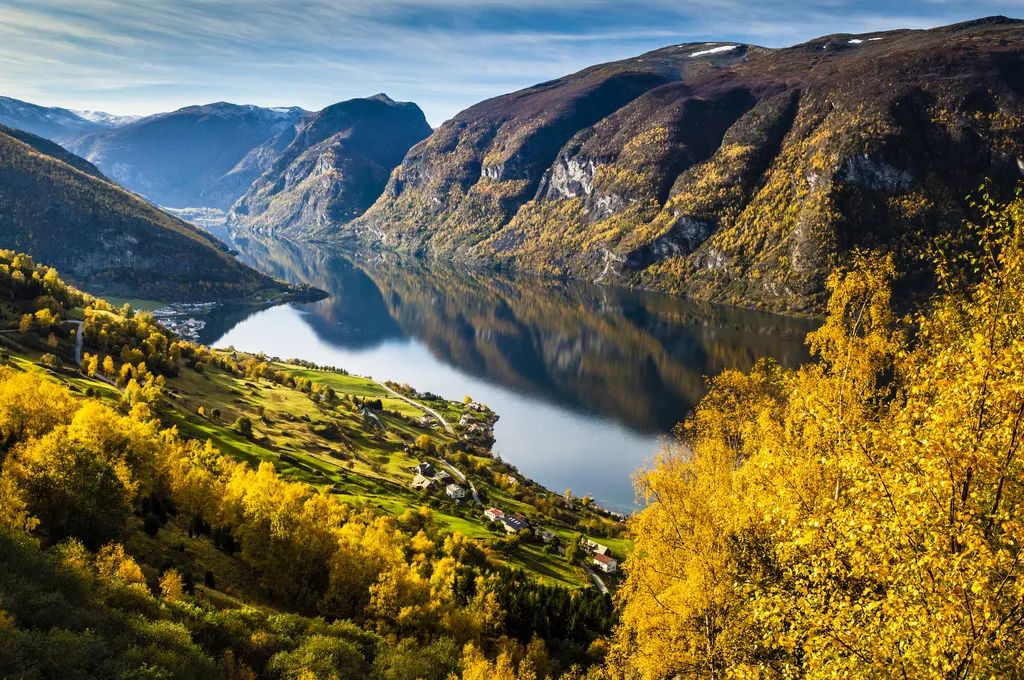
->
[[0, 0, 1019, 124]]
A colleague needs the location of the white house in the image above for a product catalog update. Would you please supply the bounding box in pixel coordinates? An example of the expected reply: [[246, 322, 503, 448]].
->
[[445, 483, 466, 500], [592, 553, 618, 573], [484, 507, 504, 522]]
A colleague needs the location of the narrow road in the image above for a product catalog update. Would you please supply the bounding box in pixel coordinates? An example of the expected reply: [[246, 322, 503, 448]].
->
[[582, 563, 610, 595], [65, 320, 84, 366], [60, 319, 123, 393], [440, 457, 482, 505], [371, 378, 455, 434]]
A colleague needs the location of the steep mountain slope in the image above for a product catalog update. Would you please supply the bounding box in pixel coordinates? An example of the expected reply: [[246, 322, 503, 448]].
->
[[0, 125, 301, 301], [230, 94, 432, 237], [0, 96, 129, 144], [70, 103, 308, 209], [355, 17, 1024, 313]]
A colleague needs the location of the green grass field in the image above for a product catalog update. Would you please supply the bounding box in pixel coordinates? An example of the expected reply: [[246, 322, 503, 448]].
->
[[2, 334, 629, 591]]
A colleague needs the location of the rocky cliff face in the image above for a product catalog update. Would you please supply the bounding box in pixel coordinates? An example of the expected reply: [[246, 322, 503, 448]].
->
[[229, 94, 431, 238], [355, 18, 1024, 313]]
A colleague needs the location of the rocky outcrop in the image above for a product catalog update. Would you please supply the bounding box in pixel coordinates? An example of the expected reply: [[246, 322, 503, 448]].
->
[[354, 17, 1024, 313]]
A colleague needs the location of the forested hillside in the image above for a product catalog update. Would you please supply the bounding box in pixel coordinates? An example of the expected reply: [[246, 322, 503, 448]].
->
[[2, 189, 1022, 677], [0, 250, 624, 679], [0, 125, 304, 302], [608, 189, 1024, 677]]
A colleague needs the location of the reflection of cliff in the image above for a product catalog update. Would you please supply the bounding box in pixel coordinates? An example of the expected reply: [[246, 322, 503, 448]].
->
[[229, 235, 817, 433], [358, 259, 816, 432]]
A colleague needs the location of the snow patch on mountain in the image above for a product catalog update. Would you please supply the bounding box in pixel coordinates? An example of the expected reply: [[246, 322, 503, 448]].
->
[[689, 44, 738, 57]]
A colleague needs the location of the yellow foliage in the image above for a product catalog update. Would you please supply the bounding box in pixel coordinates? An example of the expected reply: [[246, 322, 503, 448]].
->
[[611, 190, 1024, 677]]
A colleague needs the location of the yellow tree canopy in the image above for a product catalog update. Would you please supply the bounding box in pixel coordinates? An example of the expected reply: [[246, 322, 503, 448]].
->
[[611, 190, 1024, 678]]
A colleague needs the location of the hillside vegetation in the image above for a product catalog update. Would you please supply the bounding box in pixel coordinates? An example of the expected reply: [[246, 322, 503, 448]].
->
[[608, 189, 1024, 677], [2, 185, 1023, 677], [0, 250, 627, 679], [0, 125, 305, 303], [355, 17, 1024, 313]]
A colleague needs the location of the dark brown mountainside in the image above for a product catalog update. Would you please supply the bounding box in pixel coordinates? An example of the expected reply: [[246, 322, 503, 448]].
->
[[0, 125, 302, 302], [354, 17, 1024, 312]]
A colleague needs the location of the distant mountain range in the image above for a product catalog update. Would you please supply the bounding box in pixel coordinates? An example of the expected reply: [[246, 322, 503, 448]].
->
[[230, 94, 432, 237], [0, 96, 132, 144], [68, 103, 310, 209], [0, 124, 306, 302], [0, 95, 433, 228], [2, 16, 1022, 313]]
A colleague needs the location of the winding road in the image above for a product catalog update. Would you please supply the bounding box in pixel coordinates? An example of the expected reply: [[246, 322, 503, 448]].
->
[[64, 320, 84, 365], [371, 378, 455, 434]]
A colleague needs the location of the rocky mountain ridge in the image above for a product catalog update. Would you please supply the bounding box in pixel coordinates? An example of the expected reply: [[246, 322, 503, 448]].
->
[[228, 94, 432, 237], [350, 17, 1024, 313]]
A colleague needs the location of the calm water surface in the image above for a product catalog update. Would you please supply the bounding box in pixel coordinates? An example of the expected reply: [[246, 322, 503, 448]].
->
[[200, 235, 818, 512]]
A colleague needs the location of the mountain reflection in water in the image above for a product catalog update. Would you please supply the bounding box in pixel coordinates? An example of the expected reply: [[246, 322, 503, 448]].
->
[[202, 234, 818, 511]]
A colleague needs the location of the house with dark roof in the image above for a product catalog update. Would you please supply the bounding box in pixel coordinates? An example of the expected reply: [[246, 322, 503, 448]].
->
[[501, 516, 528, 534]]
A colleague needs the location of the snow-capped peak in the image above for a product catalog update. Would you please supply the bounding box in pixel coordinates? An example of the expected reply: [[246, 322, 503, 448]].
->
[[72, 110, 141, 126]]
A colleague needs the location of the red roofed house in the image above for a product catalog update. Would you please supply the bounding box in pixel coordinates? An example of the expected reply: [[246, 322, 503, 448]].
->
[[592, 553, 618, 574]]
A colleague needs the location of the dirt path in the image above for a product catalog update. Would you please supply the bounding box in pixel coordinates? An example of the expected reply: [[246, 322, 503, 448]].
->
[[583, 564, 610, 595], [64, 320, 84, 365]]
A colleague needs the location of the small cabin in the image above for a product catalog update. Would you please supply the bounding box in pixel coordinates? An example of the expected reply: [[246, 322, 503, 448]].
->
[[445, 483, 465, 500]]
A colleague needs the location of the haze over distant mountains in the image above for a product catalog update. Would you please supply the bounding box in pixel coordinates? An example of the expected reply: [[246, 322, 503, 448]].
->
[[0, 94, 434, 225], [68, 103, 310, 210]]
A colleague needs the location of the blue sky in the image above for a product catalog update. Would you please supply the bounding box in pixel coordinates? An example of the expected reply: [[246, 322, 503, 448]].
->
[[0, 0, 1021, 125]]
